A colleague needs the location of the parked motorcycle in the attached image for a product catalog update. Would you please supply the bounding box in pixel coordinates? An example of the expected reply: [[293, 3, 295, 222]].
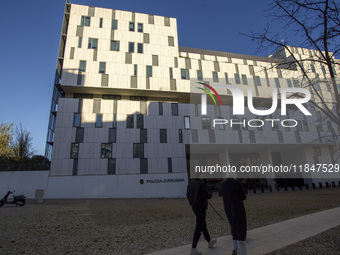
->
[[0, 190, 26, 207]]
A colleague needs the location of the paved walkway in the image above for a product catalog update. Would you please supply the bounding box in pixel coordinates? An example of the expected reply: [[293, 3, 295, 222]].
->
[[145, 207, 340, 255]]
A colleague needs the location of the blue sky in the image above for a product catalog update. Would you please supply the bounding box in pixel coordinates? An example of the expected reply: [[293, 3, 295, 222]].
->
[[1, 0, 287, 156]]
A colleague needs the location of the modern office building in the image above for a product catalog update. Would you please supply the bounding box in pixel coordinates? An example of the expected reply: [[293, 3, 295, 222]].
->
[[44, 1, 339, 198]]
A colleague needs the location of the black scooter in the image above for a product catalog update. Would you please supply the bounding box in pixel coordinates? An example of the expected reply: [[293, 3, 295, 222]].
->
[[0, 190, 26, 207]]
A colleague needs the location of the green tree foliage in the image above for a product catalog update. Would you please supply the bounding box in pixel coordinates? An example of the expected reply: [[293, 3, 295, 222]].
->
[[0, 123, 14, 158]]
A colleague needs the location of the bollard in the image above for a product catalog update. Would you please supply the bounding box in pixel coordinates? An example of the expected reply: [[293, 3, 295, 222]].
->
[[332, 182, 336, 188], [306, 183, 309, 190], [319, 182, 323, 189], [312, 183, 316, 189]]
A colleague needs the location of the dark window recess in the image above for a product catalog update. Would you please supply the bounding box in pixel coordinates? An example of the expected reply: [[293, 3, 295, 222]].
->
[[101, 143, 112, 158], [202, 117, 210, 130], [110, 40, 120, 51], [140, 129, 147, 143], [130, 96, 147, 101], [75, 128, 84, 143], [208, 130, 215, 143], [112, 19, 118, 29], [137, 43, 143, 53], [129, 22, 135, 31], [88, 38, 98, 49], [159, 102, 163, 115], [70, 143, 79, 159], [138, 23, 143, 32], [95, 114, 103, 128], [109, 128, 117, 143], [128, 42, 134, 52], [168, 158, 172, 173], [160, 129, 167, 143], [197, 70, 203, 81], [99, 18, 103, 28], [108, 159, 116, 175], [79, 60, 86, 72], [171, 103, 179, 116], [99, 62, 106, 74], [133, 143, 144, 158], [234, 74, 240, 84], [146, 66, 152, 77], [191, 129, 198, 143], [81, 16, 90, 26], [140, 158, 148, 174], [181, 69, 190, 79], [126, 114, 134, 128], [137, 115, 144, 128], [73, 159, 78, 176], [178, 129, 183, 143]]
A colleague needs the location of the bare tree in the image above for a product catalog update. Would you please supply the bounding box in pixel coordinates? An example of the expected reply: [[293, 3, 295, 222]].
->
[[246, 0, 340, 127], [12, 123, 33, 161]]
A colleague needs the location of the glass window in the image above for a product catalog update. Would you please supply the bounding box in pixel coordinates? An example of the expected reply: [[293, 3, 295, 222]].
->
[[170, 68, 173, 79], [213, 72, 219, 82], [181, 69, 190, 79], [127, 114, 134, 128], [112, 19, 118, 29], [81, 16, 90, 26], [311, 64, 316, 73], [137, 115, 144, 128], [79, 60, 86, 72], [184, 116, 190, 129], [160, 129, 167, 143], [208, 130, 215, 143], [275, 78, 280, 88], [129, 22, 135, 31], [202, 117, 210, 130], [171, 103, 178, 116], [159, 102, 163, 115], [321, 65, 326, 74], [168, 158, 172, 173], [78, 37, 82, 48], [197, 70, 203, 81], [293, 79, 300, 87], [128, 42, 134, 53], [70, 143, 79, 159], [241, 74, 247, 85], [138, 23, 143, 32], [146, 66, 152, 77], [108, 158, 116, 175], [110, 40, 120, 51], [234, 74, 240, 84], [88, 38, 98, 49], [95, 114, 103, 128], [191, 129, 198, 143], [225, 73, 229, 83], [178, 129, 183, 143], [73, 113, 81, 127], [137, 43, 143, 53], [287, 79, 292, 87], [133, 143, 144, 158], [140, 158, 148, 174], [75, 127, 84, 143], [99, 62, 106, 74], [101, 143, 112, 158], [109, 128, 116, 143], [99, 18, 103, 28], [140, 129, 147, 143], [254, 76, 261, 86]]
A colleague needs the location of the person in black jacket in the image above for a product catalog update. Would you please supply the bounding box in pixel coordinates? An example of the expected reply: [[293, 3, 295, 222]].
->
[[187, 178, 217, 255], [220, 176, 247, 255]]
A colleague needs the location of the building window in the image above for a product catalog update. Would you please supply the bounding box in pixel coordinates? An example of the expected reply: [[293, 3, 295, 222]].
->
[[109, 128, 116, 143], [168, 158, 172, 173], [127, 114, 134, 128], [101, 143, 112, 158], [73, 159, 78, 176], [128, 42, 134, 53], [159, 102, 163, 115], [140, 128, 147, 143], [160, 129, 167, 143], [293, 79, 300, 87], [197, 70, 203, 81], [140, 158, 148, 174], [137, 43, 143, 53], [208, 130, 215, 143], [171, 103, 179, 116], [133, 143, 144, 158], [110, 40, 120, 51], [225, 73, 229, 84], [88, 38, 98, 49], [129, 22, 135, 31], [70, 143, 79, 159], [321, 65, 326, 74], [202, 117, 210, 130], [274, 78, 280, 88], [112, 19, 118, 29], [254, 76, 261, 86], [146, 66, 152, 77], [138, 23, 143, 32], [287, 79, 292, 87], [75, 127, 84, 143], [99, 62, 106, 74], [99, 18, 103, 28], [181, 69, 190, 79], [234, 74, 241, 84], [241, 74, 247, 85], [311, 64, 316, 73], [213, 72, 219, 82], [73, 113, 81, 127], [191, 129, 198, 143], [137, 115, 144, 128], [79, 60, 86, 72], [184, 116, 190, 129], [178, 129, 183, 143], [108, 158, 116, 175], [169, 68, 173, 79], [81, 16, 90, 26], [95, 114, 103, 128], [78, 37, 82, 48]]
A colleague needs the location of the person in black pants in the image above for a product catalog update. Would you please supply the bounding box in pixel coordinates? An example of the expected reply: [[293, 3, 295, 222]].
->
[[187, 178, 217, 255]]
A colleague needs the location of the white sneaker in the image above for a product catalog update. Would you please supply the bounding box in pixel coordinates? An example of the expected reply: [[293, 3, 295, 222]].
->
[[208, 238, 217, 248], [190, 248, 202, 255]]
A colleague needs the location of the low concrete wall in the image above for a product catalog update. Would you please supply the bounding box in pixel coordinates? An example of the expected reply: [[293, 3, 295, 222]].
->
[[0, 171, 188, 199]]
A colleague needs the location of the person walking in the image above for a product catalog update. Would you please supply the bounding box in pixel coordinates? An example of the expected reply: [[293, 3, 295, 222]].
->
[[187, 177, 217, 255], [220, 176, 247, 255]]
